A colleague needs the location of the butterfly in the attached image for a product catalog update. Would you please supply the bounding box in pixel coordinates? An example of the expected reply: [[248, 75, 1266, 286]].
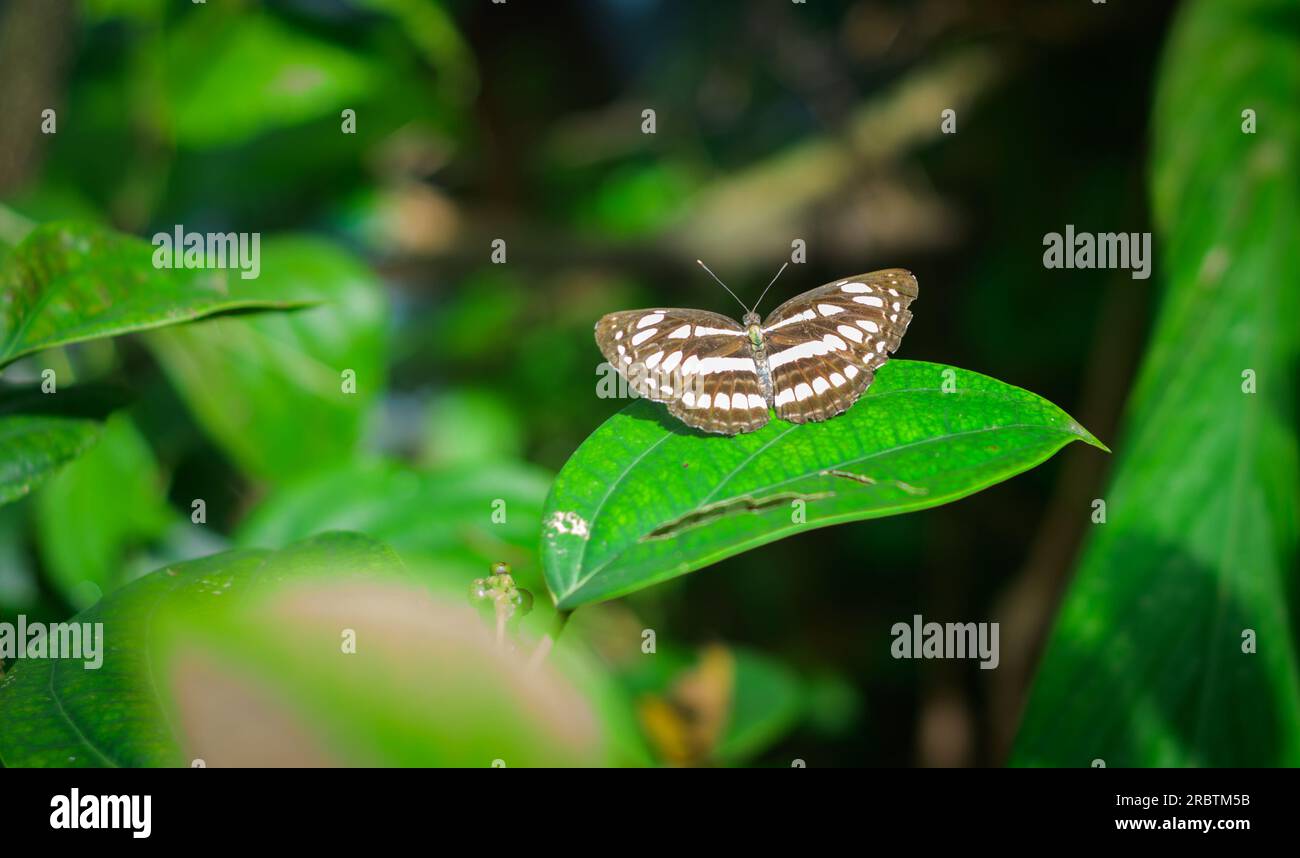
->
[[595, 264, 918, 435]]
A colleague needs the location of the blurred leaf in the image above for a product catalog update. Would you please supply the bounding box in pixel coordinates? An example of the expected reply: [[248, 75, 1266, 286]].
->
[[1014, 0, 1300, 767], [543, 360, 1105, 610], [356, 0, 478, 102], [83, 0, 164, 24], [572, 161, 692, 239], [0, 533, 398, 766], [34, 413, 173, 610], [0, 383, 126, 507], [0, 502, 37, 613], [237, 458, 551, 590], [0, 222, 311, 369], [633, 644, 803, 766], [421, 388, 523, 466], [0, 532, 643, 767], [166, 13, 376, 149], [148, 236, 387, 483], [427, 268, 528, 362], [718, 648, 804, 764]]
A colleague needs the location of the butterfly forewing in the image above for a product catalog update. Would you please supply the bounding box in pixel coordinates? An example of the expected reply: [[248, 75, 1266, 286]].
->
[[594, 309, 770, 434], [762, 269, 917, 424]]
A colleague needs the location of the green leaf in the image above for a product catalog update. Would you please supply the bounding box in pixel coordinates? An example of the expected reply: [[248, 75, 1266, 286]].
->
[[167, 13, 376, 148], [147, 236, 387, 483], [237, 459, 552, 589], [622, 643, 805, 766], [34, 413, 173, 609], [543, 359, 1105, 610], [0, 384, 126, 506], [0, 222, 311, 369], [0, 533, 643, 767], [0, 502, 38, 613], [1013, 0, 1300, 767], [717, 648, 805, 765], [355, 0, 478, 102], [421, 388, 524, 466]]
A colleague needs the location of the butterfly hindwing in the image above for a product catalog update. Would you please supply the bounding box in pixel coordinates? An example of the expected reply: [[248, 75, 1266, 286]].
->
[[762, 269, 917, 424], [594, 309, 770, 434]]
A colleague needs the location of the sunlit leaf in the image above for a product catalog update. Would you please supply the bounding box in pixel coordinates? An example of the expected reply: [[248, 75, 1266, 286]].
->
[[0, 222, 310, 369], [543, 360, 1105, 610]]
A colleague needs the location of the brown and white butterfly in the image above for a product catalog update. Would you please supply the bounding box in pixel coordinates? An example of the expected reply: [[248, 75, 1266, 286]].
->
[[595, 267, 917, 435]]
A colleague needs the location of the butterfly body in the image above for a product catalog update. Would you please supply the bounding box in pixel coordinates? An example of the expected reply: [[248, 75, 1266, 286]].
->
[[596, 269, 918, 435]]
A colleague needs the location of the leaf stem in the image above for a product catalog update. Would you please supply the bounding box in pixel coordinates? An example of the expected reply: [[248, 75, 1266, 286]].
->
[[527, 609, 572, 669]]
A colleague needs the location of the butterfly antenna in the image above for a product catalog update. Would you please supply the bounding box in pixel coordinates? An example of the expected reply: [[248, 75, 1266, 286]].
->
[[696, 259, 750, 315], [750, 261, 789, 315]]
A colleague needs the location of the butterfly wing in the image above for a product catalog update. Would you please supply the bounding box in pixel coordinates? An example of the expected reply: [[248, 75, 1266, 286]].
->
[[762, 269, 917, 424], [594, 308, 770, 435]]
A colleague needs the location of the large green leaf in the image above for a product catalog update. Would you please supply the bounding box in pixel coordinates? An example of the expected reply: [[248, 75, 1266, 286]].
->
[[148, 236, 388, 483], [1013, 0, 1300, 767], [543, 359, 1105, 610], [0, 384, 126, 506], [0, 532, 642, 767], [0, 222, 310, 369], [34, 413, 173, 609]]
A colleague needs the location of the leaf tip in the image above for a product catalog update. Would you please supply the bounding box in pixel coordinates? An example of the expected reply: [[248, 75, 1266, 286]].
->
[[1070, 421, 1110, 453]]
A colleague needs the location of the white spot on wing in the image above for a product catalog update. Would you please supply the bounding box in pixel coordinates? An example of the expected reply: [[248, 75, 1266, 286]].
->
[[795, 383, 814, 402], [668, 324, 692, 339], [697, 356, 758, 375], [631, 328, 657, 346], [661, 351, 683, 372], [858, 319, 880, 333], [637, 313, 664, 329], [763, 309, 817, 333], [818, 303, 844, 316], [853, 295, 884, 307], [841, 282, 873, 293], [837, 324, 864, 343], [715, 392, 731, 410], [769, 338, 830, 369], [812, 377, 830, 394]]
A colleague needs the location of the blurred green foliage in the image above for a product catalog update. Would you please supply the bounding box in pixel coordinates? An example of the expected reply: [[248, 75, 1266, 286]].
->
[[1014, 0, 1300, 767]]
